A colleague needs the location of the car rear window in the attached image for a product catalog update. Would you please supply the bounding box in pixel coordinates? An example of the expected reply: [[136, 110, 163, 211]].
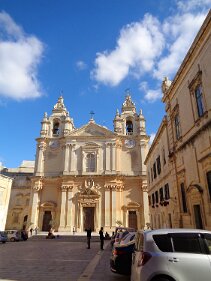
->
[[153, 234, 173, 252]]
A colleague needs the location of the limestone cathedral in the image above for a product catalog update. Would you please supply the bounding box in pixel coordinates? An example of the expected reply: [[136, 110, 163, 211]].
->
[[28, 94, 150, 233]]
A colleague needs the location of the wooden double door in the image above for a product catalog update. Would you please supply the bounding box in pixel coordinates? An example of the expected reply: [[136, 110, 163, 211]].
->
[[83, 207, 94, 231]]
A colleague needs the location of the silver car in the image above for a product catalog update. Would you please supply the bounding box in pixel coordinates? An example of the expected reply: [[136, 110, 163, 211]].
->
[[131, 228, 211, 281]]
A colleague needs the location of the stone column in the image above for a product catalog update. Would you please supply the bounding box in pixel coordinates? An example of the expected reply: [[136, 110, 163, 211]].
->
[[66, 186, 73, 231], [105, 143, 111, 172], [82, 151, 85, 173], [111, 187, 116, 226], [30, 180, 42, 228], [64, 144, 70, 173], [36, 142, 46, 175], [142, 181, 149, 228], [80, 204, 83, 231], [111, 144, 116, 172], [99, 147, 104, 172], [105, 186, 110, 226], [70, 144, 76, 173], [58, 185, 67, 231]]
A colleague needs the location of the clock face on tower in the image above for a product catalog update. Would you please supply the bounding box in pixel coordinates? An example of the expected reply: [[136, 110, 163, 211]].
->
[[124, 139, 136, 148], [49, 140, 60, 150]]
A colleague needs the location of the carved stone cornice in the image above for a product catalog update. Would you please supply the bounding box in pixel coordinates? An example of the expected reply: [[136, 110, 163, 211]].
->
[[104, 184, 124, 191]]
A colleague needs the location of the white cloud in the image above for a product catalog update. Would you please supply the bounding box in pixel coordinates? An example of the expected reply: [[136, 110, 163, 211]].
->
[[153, 13, 206, 79], [0, 11, 44, 100], [139, 81, 162, 102], [149, 133, 156, 144], [177, 0, 211, 12], [92, 3, 209, 103], [76, 60, 87, 70], [92, 14, 164, 86]]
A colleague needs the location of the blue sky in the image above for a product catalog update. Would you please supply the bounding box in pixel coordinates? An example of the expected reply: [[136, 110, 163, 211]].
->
[[0, 0, 210, 168]]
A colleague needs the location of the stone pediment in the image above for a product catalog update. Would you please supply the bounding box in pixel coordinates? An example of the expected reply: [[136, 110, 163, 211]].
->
[[69, 122, 116, 137]]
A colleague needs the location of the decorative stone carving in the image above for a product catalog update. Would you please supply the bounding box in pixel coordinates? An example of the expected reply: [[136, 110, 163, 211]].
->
[[60, 185, 73, 191], [162, 77, 172, 94], [33, 180, 43, 192]]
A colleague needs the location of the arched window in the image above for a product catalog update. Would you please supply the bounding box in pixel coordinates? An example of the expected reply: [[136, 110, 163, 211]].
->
[[53, 121, 60, 135], [126, 120, 133, 135], [86, 153, 96, 172]]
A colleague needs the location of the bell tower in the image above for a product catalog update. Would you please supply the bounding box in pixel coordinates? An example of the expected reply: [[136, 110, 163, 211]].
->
[[113, 91, 146, 136], [39, 96, 75, 138]]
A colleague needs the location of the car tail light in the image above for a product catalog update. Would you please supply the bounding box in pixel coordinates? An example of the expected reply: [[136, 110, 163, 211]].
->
[[137, 251, 152, 266]]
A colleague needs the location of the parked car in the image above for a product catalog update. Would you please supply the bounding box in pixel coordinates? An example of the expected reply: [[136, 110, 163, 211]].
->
[[110, 232, 136, 275], [6, 230, 22, 242], [0, 231, 7, 243], [111, 227, 135, 247], [131, 228, 211, 281]]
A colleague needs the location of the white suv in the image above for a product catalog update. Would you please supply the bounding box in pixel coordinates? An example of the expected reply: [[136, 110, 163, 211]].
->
[[131, 228, 211, 281]]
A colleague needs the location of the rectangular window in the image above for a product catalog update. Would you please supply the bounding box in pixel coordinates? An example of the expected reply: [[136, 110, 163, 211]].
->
[[181, 183, 187, 213], [152, 193, 155, 206], [159, 187, 164, 202], [195, 84, 204, 117], [206, 171, 211, 201], [164, 184, 170, 200], [153, 163, 157, 179], [155, 191, 159, 204], [86, 153, 96, 172], [156, 156, 161, 175], [162, 148, 166, 165], [174, 114, 181, 140]]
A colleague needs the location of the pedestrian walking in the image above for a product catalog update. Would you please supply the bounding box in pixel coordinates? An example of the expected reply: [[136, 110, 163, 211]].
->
[[29, 228, 33, 236], [99, 226, 104, 250], [85, 227, 92, 249], [34, 226, 38, 235]]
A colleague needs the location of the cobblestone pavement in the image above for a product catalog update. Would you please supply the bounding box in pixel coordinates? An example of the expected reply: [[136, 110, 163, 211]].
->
[[0, 237, 130, 281]]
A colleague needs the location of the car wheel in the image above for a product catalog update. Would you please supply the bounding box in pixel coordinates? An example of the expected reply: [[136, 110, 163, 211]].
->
[[2, 241, 6, 244], [10, 237, 15, 242]]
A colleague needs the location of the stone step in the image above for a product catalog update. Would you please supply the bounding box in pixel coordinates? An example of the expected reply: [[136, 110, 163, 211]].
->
[[29, 232, 106, 242]]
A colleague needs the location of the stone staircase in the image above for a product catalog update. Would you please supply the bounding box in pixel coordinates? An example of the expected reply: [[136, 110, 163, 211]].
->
[[29, 232, 102, 242]]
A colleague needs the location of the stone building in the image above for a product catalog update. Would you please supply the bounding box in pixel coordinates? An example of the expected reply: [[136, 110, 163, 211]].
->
[[2, 161, 34, 230], [0, 171, 13, 230], [145, 11, 211, 230], [27, 94, 150, 233]]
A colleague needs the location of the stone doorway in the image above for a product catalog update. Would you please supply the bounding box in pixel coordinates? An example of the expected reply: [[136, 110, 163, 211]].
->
[[83, 207, 94, 231], [42, 211, 52, 231], [194, 204, 203, 229], [128, 211, 137, 229]]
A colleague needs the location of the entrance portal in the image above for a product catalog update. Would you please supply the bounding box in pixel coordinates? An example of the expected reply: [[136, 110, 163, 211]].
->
[[194, 204, 203, 229], [128, 211, 137, 230], [83, 207, 94, 231], [42, 211, 52, 231]]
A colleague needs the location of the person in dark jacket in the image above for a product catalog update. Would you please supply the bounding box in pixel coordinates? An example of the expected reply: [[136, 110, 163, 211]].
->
[[85, 227, 92, 249], [99, 227, 104, 250]]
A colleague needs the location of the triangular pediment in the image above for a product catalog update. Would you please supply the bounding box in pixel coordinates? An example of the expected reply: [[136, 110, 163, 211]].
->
[[69, 121, 116, 137]]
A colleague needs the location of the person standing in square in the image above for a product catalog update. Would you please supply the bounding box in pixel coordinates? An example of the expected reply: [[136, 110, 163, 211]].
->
[[99, 227, 104, 250], [86, 227, 92, 249]]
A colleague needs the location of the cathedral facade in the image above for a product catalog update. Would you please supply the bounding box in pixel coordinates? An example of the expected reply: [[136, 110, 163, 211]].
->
[[28, 94, 149, 233]]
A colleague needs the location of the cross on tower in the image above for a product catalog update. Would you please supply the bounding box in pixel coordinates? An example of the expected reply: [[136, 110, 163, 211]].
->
[[89, 110, 95, 120]]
